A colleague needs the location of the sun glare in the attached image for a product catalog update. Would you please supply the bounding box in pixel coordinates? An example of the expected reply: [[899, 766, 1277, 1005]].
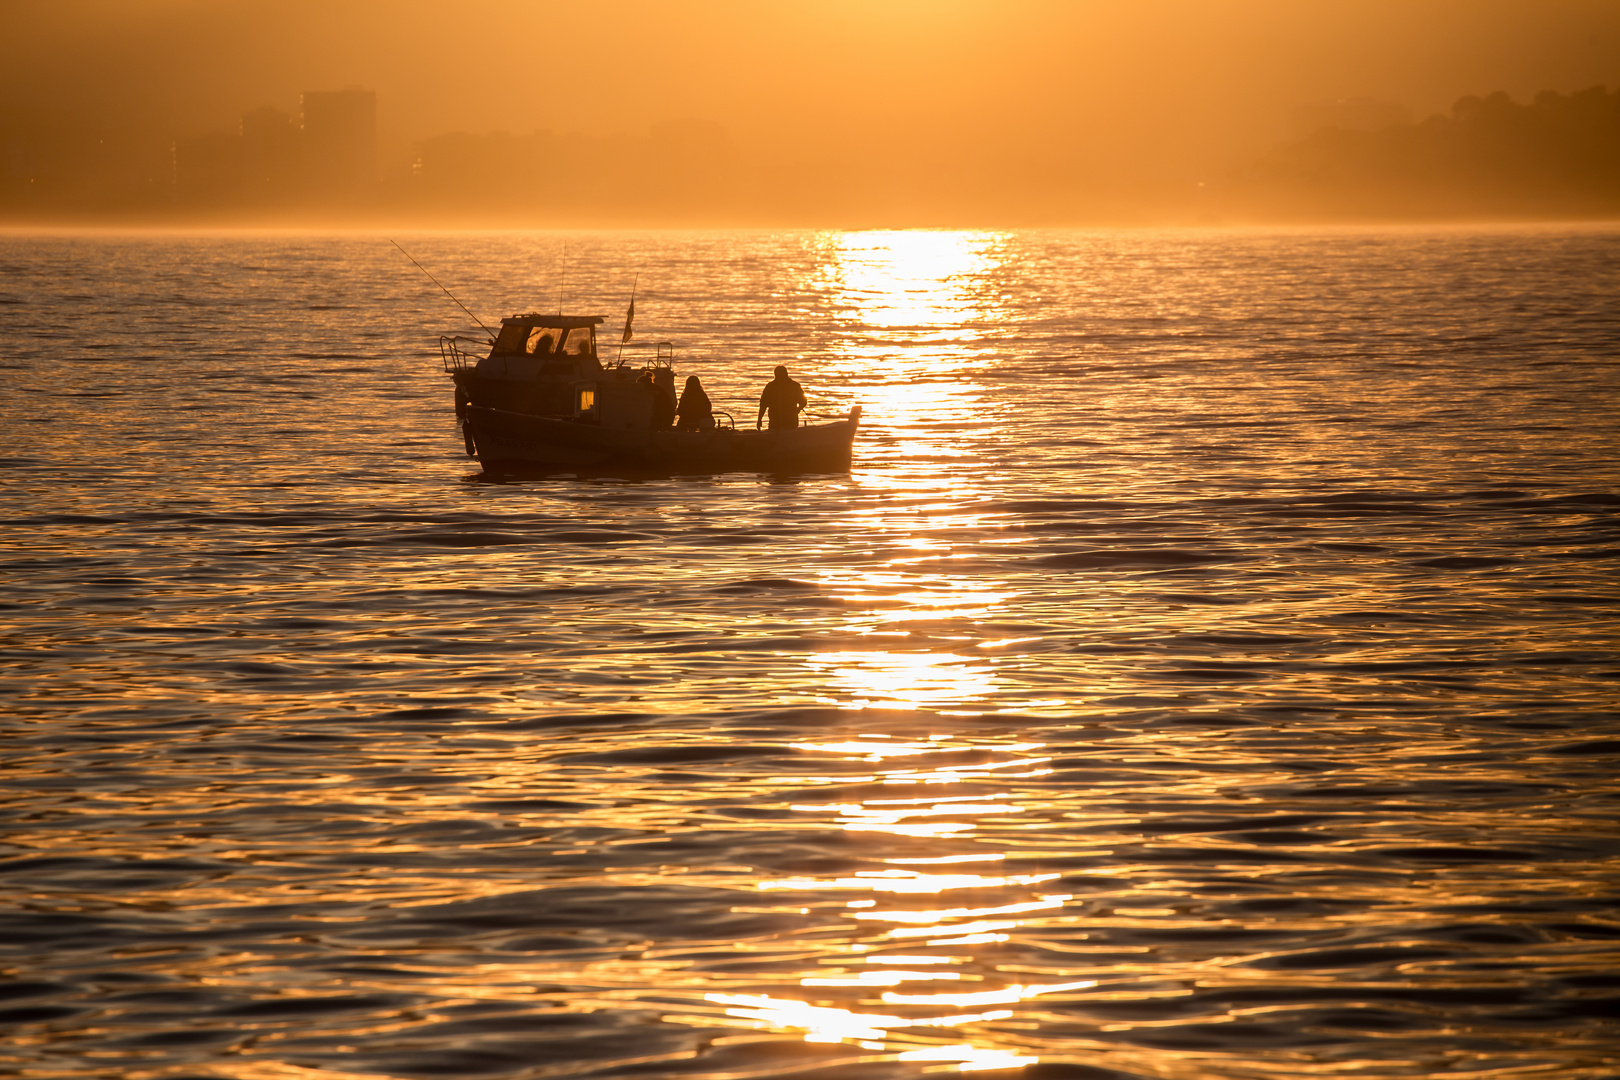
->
[[817, 230, 1013, 467], [823, 230, 1005, 334]]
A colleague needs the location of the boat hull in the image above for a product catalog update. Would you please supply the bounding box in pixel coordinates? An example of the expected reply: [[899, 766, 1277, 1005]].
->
[[465, 405, 860, 474]]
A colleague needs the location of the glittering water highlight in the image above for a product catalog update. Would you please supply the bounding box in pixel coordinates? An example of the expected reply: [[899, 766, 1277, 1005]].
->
[[1, 225, 1617, 1079]]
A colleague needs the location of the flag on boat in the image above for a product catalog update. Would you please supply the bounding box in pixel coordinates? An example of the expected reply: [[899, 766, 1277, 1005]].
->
[[622, 297, 635, 344]]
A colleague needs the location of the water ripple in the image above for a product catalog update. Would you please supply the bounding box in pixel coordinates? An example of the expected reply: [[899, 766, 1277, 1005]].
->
[[1, 226, 1617, 1079]]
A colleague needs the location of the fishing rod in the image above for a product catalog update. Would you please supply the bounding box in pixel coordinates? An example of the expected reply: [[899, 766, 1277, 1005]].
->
[[389, 239, 496, 343]]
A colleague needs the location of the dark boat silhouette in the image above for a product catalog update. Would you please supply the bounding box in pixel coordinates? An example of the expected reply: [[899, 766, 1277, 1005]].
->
[[443, 313, 860, 474]]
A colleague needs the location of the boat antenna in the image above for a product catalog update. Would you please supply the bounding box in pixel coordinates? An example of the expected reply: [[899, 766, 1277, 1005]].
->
[[558, 242, 566, 316], [389, 239, 496, 343], [616, 274, 637, 368]]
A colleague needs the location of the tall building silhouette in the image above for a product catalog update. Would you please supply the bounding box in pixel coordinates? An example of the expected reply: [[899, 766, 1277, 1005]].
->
[[300, 87, 376, 201]]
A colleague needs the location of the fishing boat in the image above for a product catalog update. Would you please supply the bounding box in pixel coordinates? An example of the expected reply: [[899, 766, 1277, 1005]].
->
[[441, 312, 861, 473]]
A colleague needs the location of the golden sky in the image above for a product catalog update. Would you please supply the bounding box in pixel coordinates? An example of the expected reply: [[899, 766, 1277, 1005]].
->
[[3, 0, 1617, 222]]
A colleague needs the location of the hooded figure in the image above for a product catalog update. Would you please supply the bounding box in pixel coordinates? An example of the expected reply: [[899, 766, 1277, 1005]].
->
[[676, 375, 714, 430]]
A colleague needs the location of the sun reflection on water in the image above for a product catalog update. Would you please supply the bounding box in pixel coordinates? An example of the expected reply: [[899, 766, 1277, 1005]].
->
[[667, 235, 1079, 1070], [819, 229, 1009, 334], [757, 870, 1061, 894], [794, 232, 1040, 719], [795, 573, 1022, 712], [699, 992, 1031, 1064], [675, 731, 1079, 1071], [817, 230, 1014, 489], [7, 229, 1617, 1080]]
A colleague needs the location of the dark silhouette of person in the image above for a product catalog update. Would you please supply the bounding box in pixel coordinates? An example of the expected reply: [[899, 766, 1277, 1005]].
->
[[756, 365, 806, 430], [676, 375, 715, 430], [637, 369, 675, 429], [528, 331, 554, 356]]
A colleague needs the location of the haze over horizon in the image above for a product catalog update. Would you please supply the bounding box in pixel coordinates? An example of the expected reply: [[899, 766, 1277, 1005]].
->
[[3, 0, 1618, 225]]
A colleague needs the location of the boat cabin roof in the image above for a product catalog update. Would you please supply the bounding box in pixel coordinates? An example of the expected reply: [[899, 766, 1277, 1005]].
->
[[501, 314, 606, 329]]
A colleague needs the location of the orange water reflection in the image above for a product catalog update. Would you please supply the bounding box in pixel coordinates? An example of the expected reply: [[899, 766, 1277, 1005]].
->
[[820, 230, 1009, 333], [7, 229, 1618, 1080], [819, 229, 1012, 466], [128, 234, 1067, 1074], [663, 730, 1076, 1071], [798, 231, 1057, 721]]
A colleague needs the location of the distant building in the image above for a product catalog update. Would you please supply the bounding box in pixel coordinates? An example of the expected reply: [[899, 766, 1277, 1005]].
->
[[300, 87, 376, 201]]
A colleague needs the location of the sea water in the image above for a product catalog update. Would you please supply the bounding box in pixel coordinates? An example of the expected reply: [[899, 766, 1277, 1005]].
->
[[1, 226, 1617, 1079]]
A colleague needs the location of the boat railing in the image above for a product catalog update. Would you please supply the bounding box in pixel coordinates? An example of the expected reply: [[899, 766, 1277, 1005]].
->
[[440, 336, 483, 373]]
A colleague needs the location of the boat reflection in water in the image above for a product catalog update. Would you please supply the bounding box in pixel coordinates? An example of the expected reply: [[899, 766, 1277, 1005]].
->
[[444, 312, 861, 474]]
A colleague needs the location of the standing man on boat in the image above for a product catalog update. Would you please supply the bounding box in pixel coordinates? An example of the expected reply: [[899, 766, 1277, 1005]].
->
[[756, 365, 807, 430]]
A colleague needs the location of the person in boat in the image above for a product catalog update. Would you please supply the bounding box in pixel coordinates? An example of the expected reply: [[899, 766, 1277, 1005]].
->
[[756, 365, 806, 430], [636, 369, 676, 429], [676, 375, 715, 431]]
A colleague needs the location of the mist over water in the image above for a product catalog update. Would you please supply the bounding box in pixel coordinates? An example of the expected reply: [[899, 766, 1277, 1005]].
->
[[2, 226, 1618, 1079], [7, 3, 1620, 227]]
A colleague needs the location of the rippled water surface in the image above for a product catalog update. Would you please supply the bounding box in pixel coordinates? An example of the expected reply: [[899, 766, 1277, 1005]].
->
[[2, 226, 1618, 1079]]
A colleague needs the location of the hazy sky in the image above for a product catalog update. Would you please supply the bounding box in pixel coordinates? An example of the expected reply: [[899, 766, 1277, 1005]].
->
[[4, 0, 1617, 214]]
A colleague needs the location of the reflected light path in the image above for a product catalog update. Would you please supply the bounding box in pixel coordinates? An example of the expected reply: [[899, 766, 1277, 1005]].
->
[[800, 230, 1050, 723], [666, 732, 1079, 1072], [803, 650, 999, 711], [7, 230, 1620, 1080], [821, 230, 1007, 334], [819, 230, 1012, 476]]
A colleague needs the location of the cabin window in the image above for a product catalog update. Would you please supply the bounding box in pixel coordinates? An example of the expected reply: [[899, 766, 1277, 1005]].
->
[[492, 323, 528, 354], [526, 328, 555, 356], [569, 326, 596, 358], [577, 388, 595, 412]]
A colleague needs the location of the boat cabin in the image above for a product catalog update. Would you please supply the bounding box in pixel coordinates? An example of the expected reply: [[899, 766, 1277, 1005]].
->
[[447, 313, 682, 430], [477, 314, 605, 381], [572, 345, 678, 430]]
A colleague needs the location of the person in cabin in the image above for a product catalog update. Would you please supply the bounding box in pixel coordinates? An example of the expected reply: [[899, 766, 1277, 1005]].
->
[[528, 331, 554, 357], [676, 375, 715, 430], [636, 369, 676, 429], [756, 365, 807, 430]]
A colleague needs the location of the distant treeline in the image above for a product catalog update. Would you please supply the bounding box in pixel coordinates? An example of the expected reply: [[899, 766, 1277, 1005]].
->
[[1233, 85, 1620, 219]]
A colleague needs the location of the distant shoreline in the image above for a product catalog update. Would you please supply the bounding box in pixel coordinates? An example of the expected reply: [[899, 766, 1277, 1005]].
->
[[4, 216, 1619, 235]]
